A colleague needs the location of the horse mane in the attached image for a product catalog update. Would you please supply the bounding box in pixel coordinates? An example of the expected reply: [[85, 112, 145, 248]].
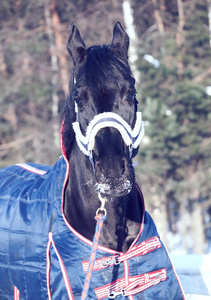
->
[[60, 44, 136, 158], [60, 69, 76, 158]]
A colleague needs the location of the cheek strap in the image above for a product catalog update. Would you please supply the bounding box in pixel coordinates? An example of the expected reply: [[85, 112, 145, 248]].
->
[[72, 111, 144, 159]]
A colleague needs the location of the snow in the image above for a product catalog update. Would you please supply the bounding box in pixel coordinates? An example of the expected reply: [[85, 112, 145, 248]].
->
[[186, 295, 211, 300], [143, 54, 160, 68], [170, 254, 211, 299], [206, 86, 211, 96]]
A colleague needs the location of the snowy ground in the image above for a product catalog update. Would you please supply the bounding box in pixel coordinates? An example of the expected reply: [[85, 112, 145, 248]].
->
[[170, 254, 211, 299]]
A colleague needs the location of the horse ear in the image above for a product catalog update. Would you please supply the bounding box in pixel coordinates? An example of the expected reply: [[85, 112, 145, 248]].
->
[[67, 24, 86, 65], [110, 22, 129, 59]]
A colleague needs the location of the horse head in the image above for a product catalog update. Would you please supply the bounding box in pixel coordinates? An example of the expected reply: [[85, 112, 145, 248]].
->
[[63, 22, 144, 198]]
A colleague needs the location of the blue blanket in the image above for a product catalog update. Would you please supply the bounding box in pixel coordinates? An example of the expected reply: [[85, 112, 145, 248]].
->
[[0, 156, 185, 299]]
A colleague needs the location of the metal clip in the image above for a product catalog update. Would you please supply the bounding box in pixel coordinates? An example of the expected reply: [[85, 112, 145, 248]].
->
[[101, 259, 111, 268], [113, 255, 120, 265], [108, 291, 121, 299], [101, 255, 120, 268], [146, 239, 157, 251], [153, 274, 161, 285], [108, 289, 125, 299], [96, 193, 107, 216]]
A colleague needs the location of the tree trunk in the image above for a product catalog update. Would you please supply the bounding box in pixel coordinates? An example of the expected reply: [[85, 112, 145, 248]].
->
[[187, 162, 206, 254], [44, 0, 60, 148], [122, 0, 140, 83], [50, 0, 69, 95], [176, 0, 185, 81], [151, 193, 168, 246], [180, 199, 189, 253], [151, 179, 168, 247], [152, 0, 165, 35], [191, 201, 205, 254], [207, 0, 211, 48], [151, 0, 169, 67], [0, 43, 7, 76]]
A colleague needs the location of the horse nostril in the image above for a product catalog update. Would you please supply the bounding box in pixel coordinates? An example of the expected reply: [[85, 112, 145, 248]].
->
[[122, 159, 125, 175]]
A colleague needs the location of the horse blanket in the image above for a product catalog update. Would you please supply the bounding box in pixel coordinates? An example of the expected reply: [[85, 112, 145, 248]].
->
[[0, 155, 185, 299]]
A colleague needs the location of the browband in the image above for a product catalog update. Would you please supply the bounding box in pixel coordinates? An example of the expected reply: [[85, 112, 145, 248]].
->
[[72, 111, 144, 158]]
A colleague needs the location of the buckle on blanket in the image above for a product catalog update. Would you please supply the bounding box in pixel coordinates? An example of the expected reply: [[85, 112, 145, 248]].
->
[[108, 289, 125, 299], [146, 238, 157, 251], [153, 274, 161, 285], [101, 255, 120, 268]]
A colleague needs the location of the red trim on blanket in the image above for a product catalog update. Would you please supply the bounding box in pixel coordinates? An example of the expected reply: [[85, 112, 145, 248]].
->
[[46, 232, 74, 300], [81, 236, 161, 273], [94, 268, 167, 300], [16, 163, 47, 175], [46, 234, 52, 300], [13, 285, 20, 300]]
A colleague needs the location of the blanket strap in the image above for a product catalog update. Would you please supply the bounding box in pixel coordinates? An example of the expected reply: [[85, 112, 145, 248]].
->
[[95, 268, 167, 299]]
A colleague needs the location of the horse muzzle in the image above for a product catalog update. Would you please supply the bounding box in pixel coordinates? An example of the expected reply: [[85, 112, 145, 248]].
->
[[93, 154, 133, 197], [95, 181, 132, 198]]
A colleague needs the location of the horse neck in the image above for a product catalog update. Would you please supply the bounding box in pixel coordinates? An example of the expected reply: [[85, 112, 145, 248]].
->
[[64, 143, 143, 253], [64, 143, 102, 236]]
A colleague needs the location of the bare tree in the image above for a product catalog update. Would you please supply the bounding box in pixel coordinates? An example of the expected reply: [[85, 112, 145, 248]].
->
[[207, 0, 211, 47], [50, 0, 69, 95], [122, 0, 140, 83], [44, 0, 60, 148], [176, 0, 185, 81], [152, 0, 165, 35]]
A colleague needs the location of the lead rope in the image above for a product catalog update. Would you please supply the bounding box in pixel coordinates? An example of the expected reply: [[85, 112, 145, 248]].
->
[[81, 193, 107, 300]]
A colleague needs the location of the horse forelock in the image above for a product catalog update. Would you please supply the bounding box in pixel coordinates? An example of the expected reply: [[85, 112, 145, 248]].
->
[[84, 45, 133, 87]]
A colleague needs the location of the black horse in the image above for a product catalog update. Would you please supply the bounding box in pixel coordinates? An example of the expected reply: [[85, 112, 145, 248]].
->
[[62, 22, 144, 253], [0, 22, 185, 299]]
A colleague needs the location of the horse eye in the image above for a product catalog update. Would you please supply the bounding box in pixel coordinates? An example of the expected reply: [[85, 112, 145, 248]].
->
[[126, 95, 136, 105], [75, 99, 85, 111]]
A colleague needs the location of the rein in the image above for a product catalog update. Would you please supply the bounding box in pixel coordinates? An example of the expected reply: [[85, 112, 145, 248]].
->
[[81, 193, 107, 300]]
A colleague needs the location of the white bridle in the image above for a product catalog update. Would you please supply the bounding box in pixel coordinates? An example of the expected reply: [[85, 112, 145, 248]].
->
[[72, 107, 144, 161]]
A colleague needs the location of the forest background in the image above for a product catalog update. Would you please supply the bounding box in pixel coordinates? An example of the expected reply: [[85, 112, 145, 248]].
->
[[0, 0, 211, 254]]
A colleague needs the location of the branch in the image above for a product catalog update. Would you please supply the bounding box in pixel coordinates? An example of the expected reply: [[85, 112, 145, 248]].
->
[[0, 134, 39, 151], [193, 66, 211, 83], [176, 0, 185, 47], [152, 0, 165, 35]]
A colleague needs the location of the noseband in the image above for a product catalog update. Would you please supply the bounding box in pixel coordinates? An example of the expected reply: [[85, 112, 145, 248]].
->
[[72, 107, 144, 167]]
